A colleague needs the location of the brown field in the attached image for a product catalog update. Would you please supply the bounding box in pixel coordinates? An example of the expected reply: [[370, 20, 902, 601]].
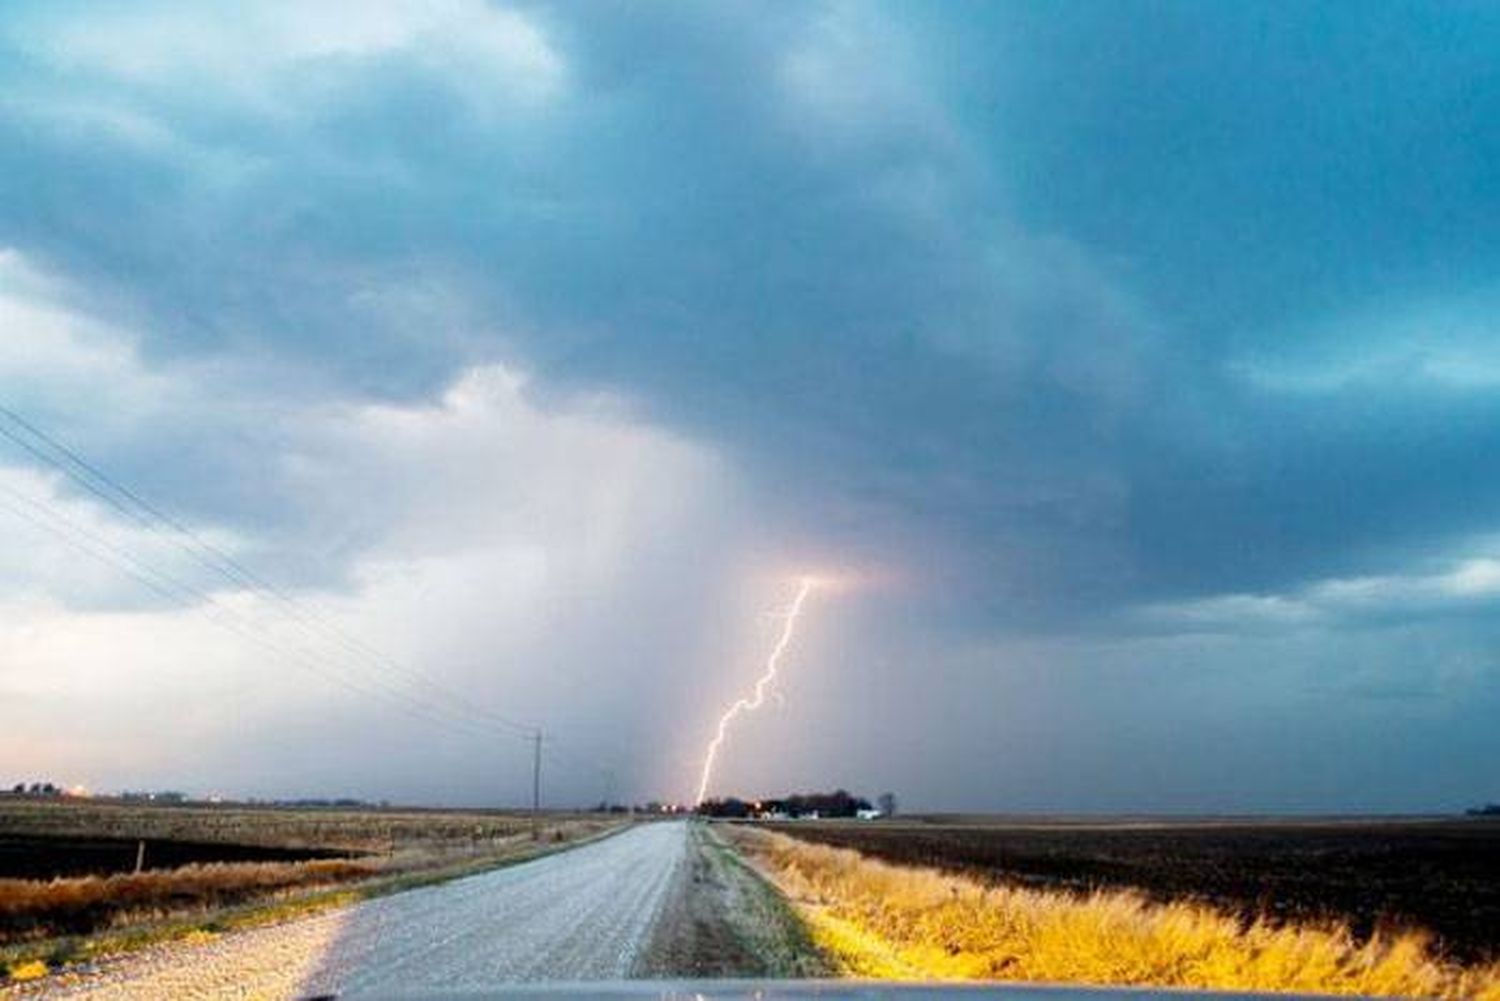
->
[[0, 798, 619, 978], [0, 833, 351, 880], [766, 816, 1500, 963], [0, 797, 550, 853], [730, 826, 1500, 999]]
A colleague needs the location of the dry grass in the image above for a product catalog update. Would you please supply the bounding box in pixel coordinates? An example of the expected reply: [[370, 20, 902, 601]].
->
[[0, 858, 379, 941], [729, 827, 1500, 999], [0, 800, 623, 984], [3, 960, 46, 982], [0, 798, 540, 853], [773, 816, 1500, 963]]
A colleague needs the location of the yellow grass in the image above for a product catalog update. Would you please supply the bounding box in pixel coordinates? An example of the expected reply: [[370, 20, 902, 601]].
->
[[4, 960, 47, 982], [0, 859, 378, 937], [729, 827, 1500, 1000]]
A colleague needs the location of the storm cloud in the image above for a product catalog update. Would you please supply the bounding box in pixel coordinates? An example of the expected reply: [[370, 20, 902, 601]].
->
[[2, 1, 1498, 810]]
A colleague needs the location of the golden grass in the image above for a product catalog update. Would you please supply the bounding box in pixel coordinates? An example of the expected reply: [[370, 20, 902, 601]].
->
[[4, 959, 47, 982], [729, 827, 1500, 1000], [0, 858, 378, 940]]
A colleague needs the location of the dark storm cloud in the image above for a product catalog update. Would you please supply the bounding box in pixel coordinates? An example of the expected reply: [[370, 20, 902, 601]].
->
[[5, 1, 1500, 808], [0, 2, 1164, 613], [7, 1, 1492, 621], [936, 0, 1500, 604]]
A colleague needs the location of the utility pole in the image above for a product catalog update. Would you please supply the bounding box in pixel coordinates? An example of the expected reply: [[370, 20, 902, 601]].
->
[[531, 728, 542, 841]]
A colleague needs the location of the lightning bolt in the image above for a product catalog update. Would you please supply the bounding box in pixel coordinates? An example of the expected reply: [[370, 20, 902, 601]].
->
[[695, 576, 816, 805]]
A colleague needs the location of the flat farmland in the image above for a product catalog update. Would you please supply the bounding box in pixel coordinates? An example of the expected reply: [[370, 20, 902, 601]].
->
[[768, 816, 1500, 963], [0, 798, 554, 854], [0, 834, 349, 880], [0, 798, 619, 978]]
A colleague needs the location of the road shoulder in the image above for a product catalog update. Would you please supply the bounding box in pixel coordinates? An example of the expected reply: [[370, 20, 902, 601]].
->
[[635, 821, 830, 978]]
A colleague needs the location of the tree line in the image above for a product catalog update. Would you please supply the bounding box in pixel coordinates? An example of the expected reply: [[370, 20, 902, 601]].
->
[[697, 788, 896, 819]]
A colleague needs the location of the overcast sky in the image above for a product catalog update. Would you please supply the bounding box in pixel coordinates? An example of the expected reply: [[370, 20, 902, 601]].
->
[[2, 1, 1498, 812]]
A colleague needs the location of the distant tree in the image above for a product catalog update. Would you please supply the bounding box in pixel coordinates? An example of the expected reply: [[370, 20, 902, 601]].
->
[[698, 789, 879, 819], [878, 792, 897, 817], [784, 789, 870, 818], [9, 783, 22, 795], [696, 797, 751, 818]]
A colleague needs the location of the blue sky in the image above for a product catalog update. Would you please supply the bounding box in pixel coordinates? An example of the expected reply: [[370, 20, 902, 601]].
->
[[1, 1, 1497, 810]]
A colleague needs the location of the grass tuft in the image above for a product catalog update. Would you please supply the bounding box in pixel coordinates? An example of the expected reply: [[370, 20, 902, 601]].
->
[[5, 959, 48, 982]]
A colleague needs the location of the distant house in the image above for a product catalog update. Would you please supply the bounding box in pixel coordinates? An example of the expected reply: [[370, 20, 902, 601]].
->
[[856, 807, 883, 820]]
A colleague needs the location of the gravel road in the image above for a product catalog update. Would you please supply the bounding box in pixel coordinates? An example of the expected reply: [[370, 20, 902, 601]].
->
[[20, 821, 688, 1000]]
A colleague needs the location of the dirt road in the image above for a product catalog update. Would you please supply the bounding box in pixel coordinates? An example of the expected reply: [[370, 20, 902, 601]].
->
[[23, 821, 690, 999]]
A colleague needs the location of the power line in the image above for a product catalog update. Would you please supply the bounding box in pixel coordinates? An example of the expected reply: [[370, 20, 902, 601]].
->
[[0, 406, 537, 736], [0, 404, 626, 790], [0, 483, 506, 737]]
